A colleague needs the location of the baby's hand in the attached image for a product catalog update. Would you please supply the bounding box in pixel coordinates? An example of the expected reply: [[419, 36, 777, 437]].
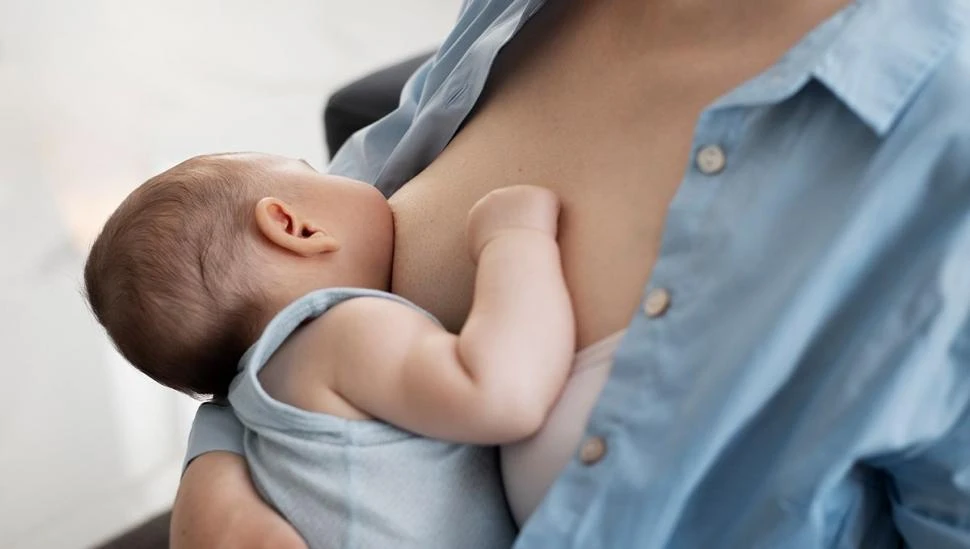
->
[[467, 185, 561, 262]]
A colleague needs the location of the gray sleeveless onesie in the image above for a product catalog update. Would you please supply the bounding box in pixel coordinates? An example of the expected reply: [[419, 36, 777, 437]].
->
[[228, 288, 516, 549]]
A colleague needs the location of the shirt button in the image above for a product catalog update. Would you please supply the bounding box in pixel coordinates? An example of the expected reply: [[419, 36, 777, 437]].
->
[[695, 144, 726, 175], [579, 436, 607, 465], [644, 288, 672, 318]]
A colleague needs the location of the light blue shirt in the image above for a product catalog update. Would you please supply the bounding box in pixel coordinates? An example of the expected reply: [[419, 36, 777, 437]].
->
[[187, 0, 970, 546]]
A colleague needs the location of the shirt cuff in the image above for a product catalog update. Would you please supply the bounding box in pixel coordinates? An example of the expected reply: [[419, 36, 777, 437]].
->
[[182, 401, 244, 471]]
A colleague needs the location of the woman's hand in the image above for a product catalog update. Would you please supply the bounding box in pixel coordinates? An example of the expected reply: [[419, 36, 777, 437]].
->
[[171, 452, 307, 549]]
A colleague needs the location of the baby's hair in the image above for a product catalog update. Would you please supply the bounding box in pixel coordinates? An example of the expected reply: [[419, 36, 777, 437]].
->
[[85, 154, 266, 399]]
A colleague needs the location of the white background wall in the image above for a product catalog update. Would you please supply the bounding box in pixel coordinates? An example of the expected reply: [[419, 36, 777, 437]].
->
[[0, 2, 460, 547]]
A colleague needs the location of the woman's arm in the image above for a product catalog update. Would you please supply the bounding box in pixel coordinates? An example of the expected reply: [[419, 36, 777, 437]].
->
[[171, 452, 307, 549]]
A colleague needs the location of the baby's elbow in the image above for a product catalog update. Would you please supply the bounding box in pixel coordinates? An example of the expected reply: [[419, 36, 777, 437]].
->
[[506, 405, 548, 441], [480, 392, 551, 443]]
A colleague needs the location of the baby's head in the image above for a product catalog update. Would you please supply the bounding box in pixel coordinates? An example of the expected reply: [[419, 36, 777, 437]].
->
[[84, 153, 393, 398]]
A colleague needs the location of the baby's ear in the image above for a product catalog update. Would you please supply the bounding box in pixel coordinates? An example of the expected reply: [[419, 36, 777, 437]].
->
[[253, 197, 340, 256]]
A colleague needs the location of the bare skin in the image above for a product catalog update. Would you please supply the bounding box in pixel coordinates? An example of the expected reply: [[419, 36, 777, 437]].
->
[[259, 185, 574, 444], [172, 1, 853, 547]]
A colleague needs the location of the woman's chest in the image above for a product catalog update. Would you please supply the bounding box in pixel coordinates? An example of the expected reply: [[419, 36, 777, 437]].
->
[[388, 11, 728, 345], [389, 107, 690, 346]]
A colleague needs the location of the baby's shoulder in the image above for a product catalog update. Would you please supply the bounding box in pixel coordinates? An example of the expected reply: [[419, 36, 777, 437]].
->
[[258, 295, 441, 416], [255, 296, 425, 416], [311, 295, 442, 357]]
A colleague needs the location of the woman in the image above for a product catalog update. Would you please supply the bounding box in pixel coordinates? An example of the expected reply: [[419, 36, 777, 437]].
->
[[173, 0, 970, 547]]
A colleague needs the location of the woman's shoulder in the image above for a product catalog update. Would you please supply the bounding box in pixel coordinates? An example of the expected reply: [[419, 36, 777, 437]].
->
[[900, 29, 970, 144], [878, 29, 970, 195]]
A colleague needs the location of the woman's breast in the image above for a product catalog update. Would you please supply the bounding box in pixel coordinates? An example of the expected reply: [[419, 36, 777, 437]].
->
[[387, 98, 686, 347], [389, 161, 657, 347]]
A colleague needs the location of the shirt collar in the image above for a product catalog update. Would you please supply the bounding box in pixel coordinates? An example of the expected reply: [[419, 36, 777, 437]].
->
[[812, 0, 969, 135]]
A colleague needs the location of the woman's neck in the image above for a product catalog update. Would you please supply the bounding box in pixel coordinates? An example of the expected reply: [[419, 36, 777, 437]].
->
[[573, 0, 854, 50]]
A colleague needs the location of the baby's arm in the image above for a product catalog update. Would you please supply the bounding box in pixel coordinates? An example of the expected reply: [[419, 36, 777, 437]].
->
[[318, 186, 574, 444]]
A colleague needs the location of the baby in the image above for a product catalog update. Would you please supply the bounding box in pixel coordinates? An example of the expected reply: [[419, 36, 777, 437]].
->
[[84, 152, 575, 549]]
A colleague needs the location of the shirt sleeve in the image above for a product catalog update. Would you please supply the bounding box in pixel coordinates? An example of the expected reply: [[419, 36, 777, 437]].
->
[[182, 401, 245, 471], [327, 49, 436, 186], [888, 402, 970, 548], [887, 222, 970, 548]]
